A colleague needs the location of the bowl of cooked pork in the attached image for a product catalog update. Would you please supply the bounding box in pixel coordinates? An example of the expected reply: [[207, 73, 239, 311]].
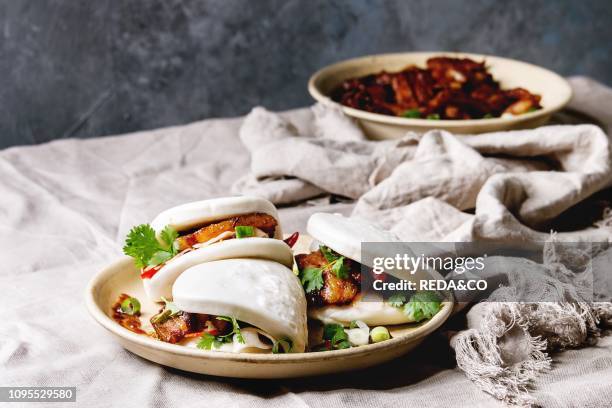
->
[[308, 52, 572, 139]]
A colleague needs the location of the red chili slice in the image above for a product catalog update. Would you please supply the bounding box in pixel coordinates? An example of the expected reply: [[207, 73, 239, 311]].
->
[[204, 321, 220, 336], [183, 331, 203, 339], [283, 231, 299, 248], [140, 265, 161, 279]]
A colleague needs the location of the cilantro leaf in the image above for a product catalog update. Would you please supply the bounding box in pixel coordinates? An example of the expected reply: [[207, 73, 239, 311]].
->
[[198, 317, 246, 349], [403, 291, 442, 322], [123, 224, 160, 268], [331, 256, 349, 280], [323, 323, 344, 341], [300, 266, 324, 293], [298, 246, 350, 294], [335, 340, 351, 349], [197, 332, 217, 350], [148, 250, 173, 266], [320, 245, 338, 263], [322, 324, 352, 350], [123, 224, 179, 269], [388, 294, 407, 308], [331, 328, 348, 345], [160, 225, 179, 251], [319, 246, 349, 279]]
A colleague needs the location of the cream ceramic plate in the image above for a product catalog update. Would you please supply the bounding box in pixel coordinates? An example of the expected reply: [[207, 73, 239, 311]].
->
[[85, 235, 453, 379], [308, 51, 572, 139]]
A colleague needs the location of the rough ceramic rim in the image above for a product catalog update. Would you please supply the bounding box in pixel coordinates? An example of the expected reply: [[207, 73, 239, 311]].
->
[[308, 51, 572, 128], [85, 256, 454, 364]]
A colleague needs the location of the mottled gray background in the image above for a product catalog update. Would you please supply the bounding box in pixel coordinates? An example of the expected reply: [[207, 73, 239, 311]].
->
[[2, 0, 611, 148]]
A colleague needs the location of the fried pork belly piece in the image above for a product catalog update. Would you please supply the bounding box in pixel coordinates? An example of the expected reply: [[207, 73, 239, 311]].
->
[[150, 310, 231, 344], [295, 250, 361, 307], [426, 57, 495, 87], [503, 88, 542, 115], [175, 212, 277, 250], [151, 312, 196, 343]]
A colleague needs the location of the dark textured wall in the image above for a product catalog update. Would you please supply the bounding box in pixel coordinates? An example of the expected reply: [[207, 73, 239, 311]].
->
[[2, 0, 611, 148]]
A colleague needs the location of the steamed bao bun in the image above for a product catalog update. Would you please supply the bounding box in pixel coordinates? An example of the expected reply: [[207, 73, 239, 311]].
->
[[143, 196, 288, 301], [151, 195, 283, 239], [144, 238, 294, 301], [305, 213, 421, 326], [173, 258, 308, 353]]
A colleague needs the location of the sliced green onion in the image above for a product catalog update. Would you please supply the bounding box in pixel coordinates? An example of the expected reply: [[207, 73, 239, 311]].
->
[[151, 309, 171, 324], [272, 337, 293, 354], [402, 109, 421, 118], [426, 113, 441, 120], [120, 297, 141, 315], [235, 225, 255, 238], [160, 296, 181, 316], [370, 326, 391, 343]]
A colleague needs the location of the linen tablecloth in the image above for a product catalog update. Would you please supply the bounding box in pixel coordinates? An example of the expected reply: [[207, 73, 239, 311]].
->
[[1, 77, 611, 407]]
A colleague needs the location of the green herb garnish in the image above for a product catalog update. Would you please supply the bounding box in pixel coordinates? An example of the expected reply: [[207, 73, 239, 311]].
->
[[298, 246, 349, 293], [319, 245, 349, 279], [403, 291, 442, 322], [330, 256, 349, 279], [322, 324, 351, 350], [235, 225, 255, 238], [483, 113, 494, 119], [426, 113, 441, 120], [272, 337, 293, 354], [123, 224, 179, 268], [320, 245, 337, 263], [215, 316, 245, 344], [402, 109, 421, 118], [196, 316, 245, 350], [300, 266, 325, 293], [120, 297, 141, 315], [388, 293, 407, 308], [197, 332, 221, 350]]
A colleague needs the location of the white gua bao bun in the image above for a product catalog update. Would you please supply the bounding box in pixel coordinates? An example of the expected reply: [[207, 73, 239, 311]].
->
[[306, 212, 415, 326], [143, 238, 293, 301], [143, 196, 286, 301], [306, 213, 399, 265], [150, 196, 283, 239], [173, 258, 308, 353]]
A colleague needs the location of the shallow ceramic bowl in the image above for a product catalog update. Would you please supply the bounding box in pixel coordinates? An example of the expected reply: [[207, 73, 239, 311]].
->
[[308, 51, 572, 139], [85, 235, 453, 379]]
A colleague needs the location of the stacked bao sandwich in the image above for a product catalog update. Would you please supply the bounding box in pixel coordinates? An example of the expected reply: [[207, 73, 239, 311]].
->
[[118, 196, 443, 354]]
